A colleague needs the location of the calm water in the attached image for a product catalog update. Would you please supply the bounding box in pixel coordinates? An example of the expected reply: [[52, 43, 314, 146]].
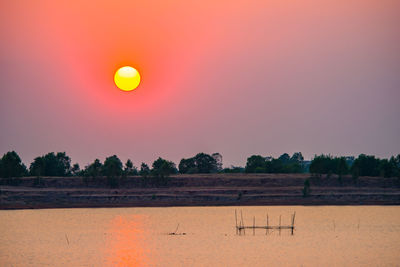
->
[[1, 206, 399, 266]]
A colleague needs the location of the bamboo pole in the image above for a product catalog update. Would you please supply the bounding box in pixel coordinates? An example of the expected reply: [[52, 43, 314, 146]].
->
[[235, 210, 238, 235], [234, 211, 296, 236], [279, 215, 281, 235], [253, 216, 255, 236], [65, 234, 69, 245], [241, 210, 245, 235], [291, 212, 296, 235]]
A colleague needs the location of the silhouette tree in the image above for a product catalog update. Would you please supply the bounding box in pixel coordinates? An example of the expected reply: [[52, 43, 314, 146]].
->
[[84, 159, 102, 179], [29, 156, 45, 176], [352, 154, 380, 177], [71, 163, 81, 176], [29, 152, 72, 176], [178, 153, 219, 173], [290, 152, 304, 163], [178, 157, 196, 174], [245, 155, 266, 173], [55, 152, 72, 176], [379, 158, 398, 178], [151, 157, 177, 184], [212, 153, 223, 171], [124, 159, 137, 176], [0, 151, 27, 180], [139, 162, 150, 177], [278, 153, 290, 164], [103, 155, 123, 187], [193, 153, 218, 173]]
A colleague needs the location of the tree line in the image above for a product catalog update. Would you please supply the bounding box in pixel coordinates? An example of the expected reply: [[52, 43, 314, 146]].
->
[[0, 151, 224, 180], [0, 151, 399, 184], [309, 154, 400, 181], [244, 152, 305, 173], [0, 151, 179, 187]]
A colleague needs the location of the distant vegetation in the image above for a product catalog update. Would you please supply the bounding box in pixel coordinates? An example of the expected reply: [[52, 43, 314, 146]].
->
[[0, 151, 399, 187], [0, 151, 28, 184], [244, 152, 305, 173], [179, 153, 222, 174], [309, 154, 400, 179]]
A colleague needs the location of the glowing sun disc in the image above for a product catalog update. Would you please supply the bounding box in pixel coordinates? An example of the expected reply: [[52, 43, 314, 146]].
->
[[114, 66, 141, 91]]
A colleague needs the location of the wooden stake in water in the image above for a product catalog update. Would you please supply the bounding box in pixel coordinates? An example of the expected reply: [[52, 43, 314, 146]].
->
[[65, 234, 69, 245], [253, 216, 255, 236], [235, 210, 238, 235], [235, 211, 296, 236], [291, 212, 296, 235], [241, 210, 245, 235]]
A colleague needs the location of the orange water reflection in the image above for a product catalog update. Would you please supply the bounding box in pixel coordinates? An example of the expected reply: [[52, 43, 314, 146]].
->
[[106, 215, 150, 266]]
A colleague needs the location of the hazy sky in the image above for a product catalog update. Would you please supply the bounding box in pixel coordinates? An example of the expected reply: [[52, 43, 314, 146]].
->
[[1, 0, 399, 168]]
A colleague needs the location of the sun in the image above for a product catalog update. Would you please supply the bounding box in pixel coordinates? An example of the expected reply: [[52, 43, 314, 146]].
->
[[114, 66, 141, 91]]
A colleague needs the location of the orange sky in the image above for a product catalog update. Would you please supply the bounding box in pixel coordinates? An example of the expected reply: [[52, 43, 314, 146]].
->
[[1, 0, 399, 166]]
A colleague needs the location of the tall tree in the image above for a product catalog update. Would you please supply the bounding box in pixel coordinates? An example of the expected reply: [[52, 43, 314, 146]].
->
[[351, 154, 380, 177], [55, 152, 72, 176], [178, 153, 219, 173], [139, 162, 150, 177], [212, 153, 223, 171], [84, 159, 102, 179], [290, 152, 304, 163], [194, 153, 218, 173], [124, 159, 137, 176], [0, 151, 27, 178], [178, 158, 196, 174], [103, 155, 123, 187], [29, 152, 72, 176], [152, 157, 177, 179], [245, 155, 266, 173], [278, 153, 290, 164]]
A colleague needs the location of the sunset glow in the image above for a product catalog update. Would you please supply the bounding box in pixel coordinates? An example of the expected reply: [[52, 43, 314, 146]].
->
[[0, 0, 399, 166], [114, 66, 141, 91]]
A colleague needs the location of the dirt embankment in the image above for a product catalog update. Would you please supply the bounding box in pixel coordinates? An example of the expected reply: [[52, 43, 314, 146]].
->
[[0, 174, 399, 209]]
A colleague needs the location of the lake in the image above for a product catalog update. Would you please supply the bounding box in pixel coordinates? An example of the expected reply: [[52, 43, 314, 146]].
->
[[1, 206, 399, 266]]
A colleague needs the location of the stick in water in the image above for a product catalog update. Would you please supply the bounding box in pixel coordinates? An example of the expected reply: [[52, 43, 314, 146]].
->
[[173, 224, 180, 234]]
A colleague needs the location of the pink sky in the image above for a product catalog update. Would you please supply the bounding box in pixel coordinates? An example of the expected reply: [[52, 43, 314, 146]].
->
[[1, 0, 399, 167]]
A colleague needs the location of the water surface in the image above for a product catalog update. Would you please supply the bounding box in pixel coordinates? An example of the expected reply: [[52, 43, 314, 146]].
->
[[1, 206, 399, 266]]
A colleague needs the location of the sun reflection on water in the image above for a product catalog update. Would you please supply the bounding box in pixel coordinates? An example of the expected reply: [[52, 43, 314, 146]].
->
[[106, 214, 150, 266]]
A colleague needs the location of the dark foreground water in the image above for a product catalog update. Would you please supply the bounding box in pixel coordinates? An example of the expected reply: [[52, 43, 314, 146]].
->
[[1, 206, 399, 266]]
